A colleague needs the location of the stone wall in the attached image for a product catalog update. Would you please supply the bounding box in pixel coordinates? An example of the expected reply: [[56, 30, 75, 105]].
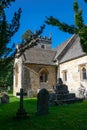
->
[[13, 57, 57, 97], [26, 64, 57, 96], [59, 55, 87, 97]]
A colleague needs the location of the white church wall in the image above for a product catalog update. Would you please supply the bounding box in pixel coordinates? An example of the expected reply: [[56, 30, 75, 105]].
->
[[13, 57, 23, 96], [59, 55, 87, 97]]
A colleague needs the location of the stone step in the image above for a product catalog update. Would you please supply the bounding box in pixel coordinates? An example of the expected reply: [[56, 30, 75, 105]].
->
[[54, 98, 83, 105], [56, 93, 75, 100]]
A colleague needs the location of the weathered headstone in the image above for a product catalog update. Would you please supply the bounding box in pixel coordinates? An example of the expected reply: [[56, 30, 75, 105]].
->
[[0, 93, 9, 104], [15, 88, 29, 119], [36, 88, 49, 115]]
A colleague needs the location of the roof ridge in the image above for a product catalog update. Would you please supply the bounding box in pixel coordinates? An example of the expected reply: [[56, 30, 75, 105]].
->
[[28, 47, 57, 52], [53, 34, 78, 61]]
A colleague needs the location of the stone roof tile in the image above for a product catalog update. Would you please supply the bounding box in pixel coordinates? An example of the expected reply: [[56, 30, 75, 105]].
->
[[22, 48, 57, 65], [59, 35, 86, 63]]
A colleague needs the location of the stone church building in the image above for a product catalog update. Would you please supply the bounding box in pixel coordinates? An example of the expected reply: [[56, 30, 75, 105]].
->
[[13, 34, 87, 97]]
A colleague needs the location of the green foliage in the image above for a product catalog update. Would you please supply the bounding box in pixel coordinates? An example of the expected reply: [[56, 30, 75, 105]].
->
[[22, 30, 33, 43], [45, 0, 87, 53], [74, 1, 84, 28], [74, 0, 79, 13], [46, 16, 77, 34], [0, 0, 21, 58], [16, 24, 45, 58], [0, 96, 87, 130], [21, 24, 45, 45], [0, 0, 15, 14], [0, 0, 21, 88], [0, 58, 13, 87], [0, 1, 45, 88], [79, 26, 87, 53]]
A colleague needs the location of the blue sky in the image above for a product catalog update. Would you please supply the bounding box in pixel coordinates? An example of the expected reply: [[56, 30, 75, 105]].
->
[[6, 0, 87, 48]]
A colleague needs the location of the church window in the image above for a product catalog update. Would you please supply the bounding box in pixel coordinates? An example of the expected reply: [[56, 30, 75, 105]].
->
[[40, 71, 47, 82], [39, 68, 48, 83], [41, 45, 45, 49], [82, 67, 86, 80], [63, 70, 67, 81], [79, 64, 87, 80]]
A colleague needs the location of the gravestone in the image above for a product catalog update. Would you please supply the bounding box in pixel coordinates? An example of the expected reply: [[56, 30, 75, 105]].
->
[[0, 93, 9, 104], [54, 78, 69, 94], [36, 88, 49, 115], [15, 88, 29, 119], [49, 78, 83, 105]]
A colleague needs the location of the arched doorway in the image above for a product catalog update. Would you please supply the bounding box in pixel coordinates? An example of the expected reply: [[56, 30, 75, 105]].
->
[[39, 68, 49, 89]]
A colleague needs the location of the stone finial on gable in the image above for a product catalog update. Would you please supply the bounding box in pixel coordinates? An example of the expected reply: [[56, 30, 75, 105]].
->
[[16, 44, 21, 52]]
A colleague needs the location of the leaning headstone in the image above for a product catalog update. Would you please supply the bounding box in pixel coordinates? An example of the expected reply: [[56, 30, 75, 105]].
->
[[15, 88, 29, 119], [36, 88, 49, 115], [1, 93, 9, 104]]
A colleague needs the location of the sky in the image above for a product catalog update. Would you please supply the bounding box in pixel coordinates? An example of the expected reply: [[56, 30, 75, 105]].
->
[[6, 0, 87, 48]]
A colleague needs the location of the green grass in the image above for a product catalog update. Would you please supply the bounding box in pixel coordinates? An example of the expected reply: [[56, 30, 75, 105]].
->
[[0, 94, 87, 130]]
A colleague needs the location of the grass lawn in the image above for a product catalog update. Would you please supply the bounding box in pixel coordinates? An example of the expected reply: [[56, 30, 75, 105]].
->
[[0, 93, 87, 130]]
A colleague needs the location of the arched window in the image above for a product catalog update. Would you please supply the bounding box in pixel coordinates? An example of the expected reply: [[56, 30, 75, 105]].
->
[[82, 67, 86, 79], [40, 71, 47, 82], [62, 70, 67, 81], [39, 68, 48, 83]]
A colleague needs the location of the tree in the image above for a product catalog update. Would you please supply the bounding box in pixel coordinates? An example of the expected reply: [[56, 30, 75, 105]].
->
[[0, 0, 21, 58], [0, 0, 45, 88], [16, 24, 45, 58], [0, 0, 45, 59], [0, 58, 13, 88], [45, 0, 87, 53], [22, 30, 33, 43], [0, 0, 21, 88]]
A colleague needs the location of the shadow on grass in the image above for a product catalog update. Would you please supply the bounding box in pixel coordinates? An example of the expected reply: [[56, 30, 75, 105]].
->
[[0, 97, 38, 130], [0, 96, 87, 130]]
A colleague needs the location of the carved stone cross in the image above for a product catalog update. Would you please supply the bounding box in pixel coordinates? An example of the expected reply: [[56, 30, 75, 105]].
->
[[15, 88, 29, 119], [16, 88, 27, 111]]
